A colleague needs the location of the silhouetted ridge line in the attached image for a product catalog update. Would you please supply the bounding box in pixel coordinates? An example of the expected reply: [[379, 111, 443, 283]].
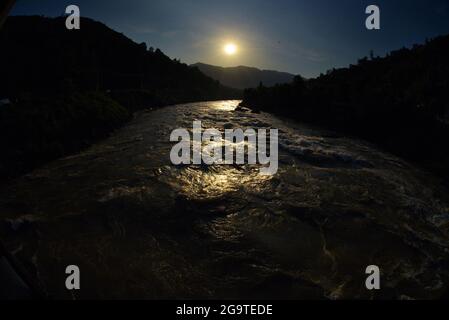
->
[[191, 62, 295, 90]]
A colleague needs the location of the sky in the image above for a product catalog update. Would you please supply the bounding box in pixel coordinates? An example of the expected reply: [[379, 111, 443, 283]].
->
[[10, 0, 449, 78]]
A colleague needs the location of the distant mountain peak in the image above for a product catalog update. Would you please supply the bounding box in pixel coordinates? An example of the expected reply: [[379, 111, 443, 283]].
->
[[191, 62, 296, 90]]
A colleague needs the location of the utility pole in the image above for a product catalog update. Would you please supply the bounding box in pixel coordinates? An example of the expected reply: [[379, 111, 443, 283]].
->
[[0, 0, 16, 30]]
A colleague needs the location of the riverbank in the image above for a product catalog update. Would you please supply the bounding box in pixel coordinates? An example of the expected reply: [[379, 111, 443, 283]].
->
[[241, 35, 449, 183], [0, 92, 240, 182]]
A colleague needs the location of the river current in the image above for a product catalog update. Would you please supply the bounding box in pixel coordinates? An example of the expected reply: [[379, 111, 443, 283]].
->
[[1, 100, 449, 299]]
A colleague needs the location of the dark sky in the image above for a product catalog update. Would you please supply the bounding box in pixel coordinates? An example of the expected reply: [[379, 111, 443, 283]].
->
[[11, 0, 449, 77]]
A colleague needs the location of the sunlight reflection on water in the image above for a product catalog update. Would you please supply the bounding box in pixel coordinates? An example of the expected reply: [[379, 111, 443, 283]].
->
[[209, 100, 240, 111], [161, 100, 273, 200], [157, 164, 273, 201]]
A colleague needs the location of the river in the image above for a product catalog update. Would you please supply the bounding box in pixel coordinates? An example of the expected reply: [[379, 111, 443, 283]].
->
[[1, 100, 449, 299]]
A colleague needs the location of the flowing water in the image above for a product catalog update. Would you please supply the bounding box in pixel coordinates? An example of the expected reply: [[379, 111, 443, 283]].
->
[[1, 100, 449, 299]]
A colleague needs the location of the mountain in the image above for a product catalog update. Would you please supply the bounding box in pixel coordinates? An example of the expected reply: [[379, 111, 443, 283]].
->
[[191, 62, 295, 90], [0, 16, 240, 180], [0, 16, 240, 105], [242, 35, 449, 179]]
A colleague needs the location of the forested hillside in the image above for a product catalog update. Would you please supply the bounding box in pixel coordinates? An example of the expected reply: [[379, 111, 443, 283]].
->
[[0, 16, 240, 180], [242, 35, 449, 179]]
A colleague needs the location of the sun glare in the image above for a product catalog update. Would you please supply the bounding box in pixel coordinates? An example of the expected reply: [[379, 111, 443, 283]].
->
[[224, 43, 237, 55]]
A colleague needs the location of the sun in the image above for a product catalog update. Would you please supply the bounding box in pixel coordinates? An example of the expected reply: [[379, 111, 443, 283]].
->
[[224, 43, 237, 55]]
